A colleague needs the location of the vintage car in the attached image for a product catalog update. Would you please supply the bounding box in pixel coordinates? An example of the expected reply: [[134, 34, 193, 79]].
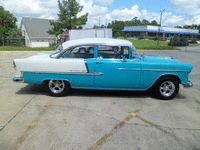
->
[[13, 38, 193, 100]]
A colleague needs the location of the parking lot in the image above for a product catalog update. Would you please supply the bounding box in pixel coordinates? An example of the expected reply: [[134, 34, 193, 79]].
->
[[0, 46, 200, 150]]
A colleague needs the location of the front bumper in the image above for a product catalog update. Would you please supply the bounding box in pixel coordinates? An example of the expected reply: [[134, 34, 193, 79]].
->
[[13, 77, 24, 82], [183, 81, 193, 88]]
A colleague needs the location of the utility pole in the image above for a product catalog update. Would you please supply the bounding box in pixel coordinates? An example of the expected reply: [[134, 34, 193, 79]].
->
[[157, 9, 165, 46], [99, 17, 100, 28]]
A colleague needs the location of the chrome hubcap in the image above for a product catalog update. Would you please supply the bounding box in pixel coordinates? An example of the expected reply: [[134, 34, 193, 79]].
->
[[49, 80, 65, 94], [160, 81, 175, 97]]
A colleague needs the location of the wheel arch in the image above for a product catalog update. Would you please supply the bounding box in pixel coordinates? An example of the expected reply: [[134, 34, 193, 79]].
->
[[152, 74, 181, 88], [42, 79, 72, 88]]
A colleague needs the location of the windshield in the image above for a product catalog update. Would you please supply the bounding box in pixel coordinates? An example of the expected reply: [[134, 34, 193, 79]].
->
[[132, 46, 141, 59], [50, 45, 64, 58]]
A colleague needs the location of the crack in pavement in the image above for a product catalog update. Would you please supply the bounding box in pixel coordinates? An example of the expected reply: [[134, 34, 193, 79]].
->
[[87, 106, 143, 150], [38, 104, 200, 131], [124, 122, 200, 131], [11, 101, 52, 149], [0, 95, 36, 132], [40, 104, 115, 121]]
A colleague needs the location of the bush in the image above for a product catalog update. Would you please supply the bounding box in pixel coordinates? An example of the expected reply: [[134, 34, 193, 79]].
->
[[124, 33, 130, 38], [136, 46, 176, 50], [189, 39, 197, 43], [139, 33, 148, 39], [168, 35, 189, 46], [152, 36, 159, 41], [114, 32, 121, 37]]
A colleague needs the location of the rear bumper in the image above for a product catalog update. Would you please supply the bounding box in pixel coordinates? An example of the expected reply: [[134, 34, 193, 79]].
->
[[13, 77, 24, 82], [183, 81, 193, 88]]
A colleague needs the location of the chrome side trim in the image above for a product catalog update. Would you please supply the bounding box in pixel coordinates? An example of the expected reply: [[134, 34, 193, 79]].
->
[[117, 68, 140, 71], [183, 81, 193, 88], [84, 60, 89, 73], [141, 69, 190, 72], [117, 68, 190, 72], [23, 71, 103, 76], [13, 77, 24, 82]]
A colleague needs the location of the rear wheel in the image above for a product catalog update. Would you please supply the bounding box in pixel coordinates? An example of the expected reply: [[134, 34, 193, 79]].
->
[[44, 80, 70, 96], [154, 77, 179, 100]]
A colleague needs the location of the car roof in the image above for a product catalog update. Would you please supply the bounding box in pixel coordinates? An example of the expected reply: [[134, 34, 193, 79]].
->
[[62, 38, 133, 49]]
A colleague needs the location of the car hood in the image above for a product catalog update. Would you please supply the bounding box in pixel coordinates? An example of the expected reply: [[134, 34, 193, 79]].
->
[[142, 55, 193, 72], [143, 55, 178, 63]]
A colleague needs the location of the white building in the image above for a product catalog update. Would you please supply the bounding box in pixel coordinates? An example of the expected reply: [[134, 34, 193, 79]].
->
[[20, 17, 55, 47], [122, 25, 200, 39]]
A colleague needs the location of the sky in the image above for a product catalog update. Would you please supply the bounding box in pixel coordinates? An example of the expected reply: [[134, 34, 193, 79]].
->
[[0, 0, 200, 28]]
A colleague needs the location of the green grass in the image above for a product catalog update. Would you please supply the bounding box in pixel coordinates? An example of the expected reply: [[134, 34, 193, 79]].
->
[[125, 39, 176, 50], [0, 46, 57, 51], [0, 39, 176, 51]]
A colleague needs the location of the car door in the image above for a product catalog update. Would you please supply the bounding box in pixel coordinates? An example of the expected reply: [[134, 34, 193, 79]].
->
[[93, 59, 141, 89], [93, 46, 141, 89]]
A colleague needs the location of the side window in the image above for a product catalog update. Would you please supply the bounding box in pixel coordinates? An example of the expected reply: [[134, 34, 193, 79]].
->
[[61, 45, 94, 59], [98, 46, 123, 59], [122, 46, 129, 59]]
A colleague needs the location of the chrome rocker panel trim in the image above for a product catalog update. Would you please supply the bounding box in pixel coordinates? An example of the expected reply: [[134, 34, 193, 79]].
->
[[117, 68, 190, 72], [23, 71, 104, 76]]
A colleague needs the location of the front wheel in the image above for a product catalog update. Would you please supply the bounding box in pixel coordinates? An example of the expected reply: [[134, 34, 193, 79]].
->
[[154, 77, 179, 100], [44, 80, 70, 97]]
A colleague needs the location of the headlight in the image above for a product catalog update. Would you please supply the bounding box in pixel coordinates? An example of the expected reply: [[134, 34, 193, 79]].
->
[[13, 61, 16, 69]]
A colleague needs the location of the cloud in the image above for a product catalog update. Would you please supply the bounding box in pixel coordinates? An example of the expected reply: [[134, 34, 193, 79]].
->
[[94, 0, 114, 5], [170, 0, 200, 25], [39, 15, 56, 20], [78, 0, 108, 17], [162, 12, 185, 26], [3, 0, 58, 15], [105, 5, 141, 21], [185, 15, 200, 25], [141, 10, 159, 22], [1, 0, 199, 29], [78, 0, 108, 28]]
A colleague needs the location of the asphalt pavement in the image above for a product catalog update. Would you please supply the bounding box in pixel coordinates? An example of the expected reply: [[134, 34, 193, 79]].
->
[[0, 46, 200, 150]]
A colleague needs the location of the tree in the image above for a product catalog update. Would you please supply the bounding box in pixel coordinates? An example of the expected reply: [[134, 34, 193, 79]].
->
[[112, 21, 124, 36], [150, 20, 158, 26], [197, 25, 200, 33], [141, 19, 150, 25], [183, 25, 192, 29], [101, 25, 106, 28], [10, 31, 21, 46], [114, 32, 121, 37], [93, 25, 100, 29], [48, 0, 88, 36], [0, 6, 17, 37], [176, 26, 182, 28], [131, 17, 141, 25]]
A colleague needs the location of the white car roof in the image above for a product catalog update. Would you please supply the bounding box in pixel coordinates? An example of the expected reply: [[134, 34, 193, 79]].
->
[[62, 38, 133, 49]]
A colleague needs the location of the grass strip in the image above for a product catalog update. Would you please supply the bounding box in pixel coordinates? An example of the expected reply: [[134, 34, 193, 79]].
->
[[0, 39, 176, 51], [0, 46, 57, 51], [125, 38, 176, 50]]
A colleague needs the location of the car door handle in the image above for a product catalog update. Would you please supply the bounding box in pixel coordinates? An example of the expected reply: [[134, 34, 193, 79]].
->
[[96, 62, 103, 64]]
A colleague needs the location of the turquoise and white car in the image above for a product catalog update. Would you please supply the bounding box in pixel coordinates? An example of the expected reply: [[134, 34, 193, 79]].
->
[[13, 38, 193, 100]]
